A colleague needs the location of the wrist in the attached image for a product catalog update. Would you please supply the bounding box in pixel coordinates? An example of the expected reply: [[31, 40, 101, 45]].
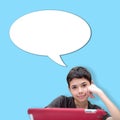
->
[[97, 89, 104, 96]]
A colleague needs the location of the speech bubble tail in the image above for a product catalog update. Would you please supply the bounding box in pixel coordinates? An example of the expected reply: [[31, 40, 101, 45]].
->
[[48, 55, 66, 66]]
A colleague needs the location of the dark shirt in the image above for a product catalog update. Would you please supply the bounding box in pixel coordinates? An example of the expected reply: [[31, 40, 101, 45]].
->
[[45, 95, 111, 120]]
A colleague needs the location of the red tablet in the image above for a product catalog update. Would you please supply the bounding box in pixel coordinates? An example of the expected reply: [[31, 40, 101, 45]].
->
[[28, 108, 106, 120]]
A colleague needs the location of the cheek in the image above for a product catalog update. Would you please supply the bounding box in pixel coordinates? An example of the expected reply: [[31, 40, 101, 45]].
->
[[70, 89, 77, 96], [83, 87, 88, 93]]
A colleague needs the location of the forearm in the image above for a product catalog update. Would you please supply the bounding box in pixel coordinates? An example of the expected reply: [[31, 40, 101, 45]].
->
[[97, 90, 120, 120]]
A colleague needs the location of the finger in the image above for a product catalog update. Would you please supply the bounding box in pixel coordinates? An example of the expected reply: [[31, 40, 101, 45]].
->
[[88, 91, 95, 98], [87, 87, 95, 98]]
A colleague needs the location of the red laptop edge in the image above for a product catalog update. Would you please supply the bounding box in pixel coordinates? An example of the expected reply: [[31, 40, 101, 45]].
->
[[28, 108, 107, 120]]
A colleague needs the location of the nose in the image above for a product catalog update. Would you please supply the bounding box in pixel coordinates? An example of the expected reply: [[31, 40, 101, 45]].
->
[[78, 87, 83, 93]]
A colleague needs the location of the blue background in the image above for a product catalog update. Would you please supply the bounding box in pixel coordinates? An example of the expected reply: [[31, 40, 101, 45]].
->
[[0, 0, 120, 120]]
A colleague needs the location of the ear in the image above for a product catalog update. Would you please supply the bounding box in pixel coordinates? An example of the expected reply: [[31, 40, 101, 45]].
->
[[91, 80, 94, 84]]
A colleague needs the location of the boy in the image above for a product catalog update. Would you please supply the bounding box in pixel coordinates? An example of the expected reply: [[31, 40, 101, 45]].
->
[[46, 66, 120, 120]]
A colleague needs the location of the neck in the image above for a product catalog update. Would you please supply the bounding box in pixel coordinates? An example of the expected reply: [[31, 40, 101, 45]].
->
[[74, 100, 88, 108]]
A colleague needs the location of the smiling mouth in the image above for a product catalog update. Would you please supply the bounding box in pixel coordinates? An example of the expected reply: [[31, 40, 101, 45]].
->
[[78, 95, 86, 99]]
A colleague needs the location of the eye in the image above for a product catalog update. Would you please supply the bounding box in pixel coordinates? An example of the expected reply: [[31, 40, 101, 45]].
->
[[71, 85, 77, 89], [82, 84, 87, 88]]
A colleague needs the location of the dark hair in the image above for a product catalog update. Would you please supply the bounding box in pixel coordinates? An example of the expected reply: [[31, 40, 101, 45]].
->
[[66, 66, 92, 87]]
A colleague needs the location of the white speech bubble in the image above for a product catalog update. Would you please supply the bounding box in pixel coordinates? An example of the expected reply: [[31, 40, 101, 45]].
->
[[9, 10, 91, 66]]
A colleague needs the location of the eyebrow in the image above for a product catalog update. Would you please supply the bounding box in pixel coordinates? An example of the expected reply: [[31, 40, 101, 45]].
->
[[80, 82, 87, 85], [71, 82, 87, 87], [71, 84, 77, 87]]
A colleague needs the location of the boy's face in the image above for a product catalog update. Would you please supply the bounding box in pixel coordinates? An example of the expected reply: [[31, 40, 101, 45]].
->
[[69, 78, 91, 103]]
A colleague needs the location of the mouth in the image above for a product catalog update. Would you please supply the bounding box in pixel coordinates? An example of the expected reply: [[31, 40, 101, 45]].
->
[[78, 95, 86, 99]]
